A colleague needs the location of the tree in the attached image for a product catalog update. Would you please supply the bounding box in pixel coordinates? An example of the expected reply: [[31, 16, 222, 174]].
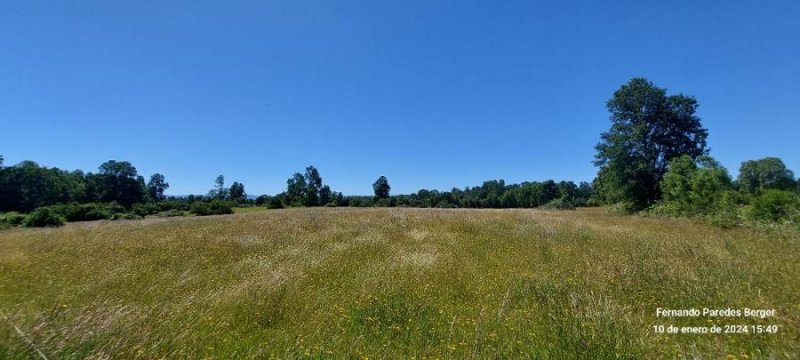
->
[[208, 175, 228, 199], [286, 173, 306, 205], [229, 181, 246, 203], [373, 176, 390, 199], [95, 160, 146, 208], [0, 161, 84, 212], [594, 78, 708, 209], [147, 173, 169, 201], [737, 157, 796, 195], [303, 166, 323, 206], [659, 155, 732, 216], [0, 155, 4, 167], [319, 185, 332, 205]]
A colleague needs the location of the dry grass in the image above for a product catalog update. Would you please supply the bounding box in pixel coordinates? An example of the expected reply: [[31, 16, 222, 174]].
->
[[0, 208, 798, 358]]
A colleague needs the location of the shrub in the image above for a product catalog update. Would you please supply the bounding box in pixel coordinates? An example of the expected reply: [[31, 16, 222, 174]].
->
[[745, 190, 800, 223], [190, 202, 212, 216], [132, 203, 160, 217], [60, 203, 113, 222], [435, 201, 455, 208], [706, 191, 745, 228], [112, 213, 142, 220], [158, 200, 190, 212], [191, 200, 234, 216], [541, 197, 576, 210], [208, 199, 234, 215], [1, 212, 28, 226], [107, 203, 128, 214], [266, 196, 284, 209], [24, 207, 66, 227], [605, 201, 637, 215]]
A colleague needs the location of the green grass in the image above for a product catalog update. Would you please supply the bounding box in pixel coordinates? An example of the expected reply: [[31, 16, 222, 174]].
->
[[0, 208, 798, 358]]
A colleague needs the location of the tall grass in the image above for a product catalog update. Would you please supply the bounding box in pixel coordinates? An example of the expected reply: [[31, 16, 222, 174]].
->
[[0, 208, 798, 358]]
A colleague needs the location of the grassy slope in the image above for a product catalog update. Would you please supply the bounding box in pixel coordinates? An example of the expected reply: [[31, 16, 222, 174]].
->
[[0, 208, 798, 359]]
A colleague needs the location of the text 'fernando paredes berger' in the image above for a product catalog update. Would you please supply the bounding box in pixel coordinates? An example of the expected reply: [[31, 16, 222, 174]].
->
[[656, 308, 776, 319]]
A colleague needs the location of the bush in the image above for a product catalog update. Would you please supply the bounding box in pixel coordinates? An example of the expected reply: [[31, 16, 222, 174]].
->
[[435, 200, 456, 208], [605, 201, 637, 215], [58, 203, 113, 222], [208, 199, 235, 215], [745, 190, 800, 223], [158, 200, 190, 212], [106, 203, 128, 215], [191, 200, 234, 216], [266, 196, 284, 209], [190, 202, 212, 216], [1, 212, 28, 226], [541, 197, 576, 210], [24, 207, 66, 227], [112, 213, 142, 220], [132, 203, 160, 217], [706, 191, 744, 228]]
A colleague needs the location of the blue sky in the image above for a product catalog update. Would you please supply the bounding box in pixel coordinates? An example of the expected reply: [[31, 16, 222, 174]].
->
[[1, 1, 798, 195]]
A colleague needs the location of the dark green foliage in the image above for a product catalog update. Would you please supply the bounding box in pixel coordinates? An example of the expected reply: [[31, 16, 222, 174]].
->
[[0, 161, 86, 212], [90, 160, 147, 208], [229, 181, 246, 203], [541, 197, 576, 210], [112, 212, 142, 220], [0, 212, 28, 227], [319, 185, 332, 205], [280, 165, 338, 207], [285, 173, 306, 205], [190, 199, 234, 216], [746, 190, 800, 223], [147, 173, 169, 201], [24, 207, 66, 227], [374, 178, 591, 210], [266, 196, 285, 209], [373, 176, 390, 199], [435, 200, 455, 208], [58, 203, 114, 221], [302, 166, 323, 206], [189, 202, 211, 216], [737, 157, 796, 195], [132, 202, 161, 218], [594, 78, 708, 209]]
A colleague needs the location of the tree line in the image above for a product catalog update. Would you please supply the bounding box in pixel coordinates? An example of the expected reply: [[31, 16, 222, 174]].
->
[[2, 77, 798, 228]]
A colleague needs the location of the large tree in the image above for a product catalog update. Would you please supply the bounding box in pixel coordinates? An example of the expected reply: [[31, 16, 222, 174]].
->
[[286, 173, 306, 205], [594, 78, 708, 208], [737, 157, 796, 195], [147, 173, 170, 201], [303, 166, 323, 206], [373, 176, 390, 199], [92, 160, 146, 208], [229, 181, 246, 203]]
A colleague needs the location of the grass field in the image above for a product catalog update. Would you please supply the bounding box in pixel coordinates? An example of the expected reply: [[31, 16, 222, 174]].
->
[[0, 208, 798, 359]]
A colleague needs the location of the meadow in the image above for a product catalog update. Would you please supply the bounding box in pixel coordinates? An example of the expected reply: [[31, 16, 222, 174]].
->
[[0, 208, 798, 358]]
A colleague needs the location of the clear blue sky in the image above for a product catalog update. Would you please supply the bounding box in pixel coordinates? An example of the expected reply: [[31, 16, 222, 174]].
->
[[2, 1, 798, 196]]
